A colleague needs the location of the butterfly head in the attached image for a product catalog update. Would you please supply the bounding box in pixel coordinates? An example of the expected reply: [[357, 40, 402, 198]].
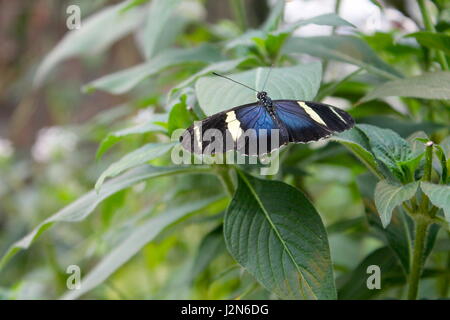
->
[[257, 91, 272, 106]]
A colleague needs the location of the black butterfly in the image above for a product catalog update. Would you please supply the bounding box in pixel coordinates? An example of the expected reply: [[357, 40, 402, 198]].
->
[[180, 73, 354, 156]]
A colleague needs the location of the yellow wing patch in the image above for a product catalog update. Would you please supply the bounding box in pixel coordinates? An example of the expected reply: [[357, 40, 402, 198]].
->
[[225, 111, 243, 141], [297, 101, 327, 126]]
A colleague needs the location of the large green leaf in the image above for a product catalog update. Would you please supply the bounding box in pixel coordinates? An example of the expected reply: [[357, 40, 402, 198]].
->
[[332, 127, 384, 179], [141, 0, 181, 59], [95, 142, 177, 191], [96, 122, 166, 160], [224, 172, 336, 300], [283, 35, 402, 80], [171, 58, 248, 95], [195, 63, 322, 116], [83, 44, 222, 94], [374, 180, 419, 228], [62, 196, 224, 300], [406, 32, 450, 55], [362, 71, 450, 101], [421, 182, 450, 222], [277, 13, 355, 35], [34, 1, 145, 86], [0, 165, 210, 270]]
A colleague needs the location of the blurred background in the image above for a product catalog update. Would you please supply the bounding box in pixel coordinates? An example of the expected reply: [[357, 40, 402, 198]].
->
[[0, 0, 448, 299]]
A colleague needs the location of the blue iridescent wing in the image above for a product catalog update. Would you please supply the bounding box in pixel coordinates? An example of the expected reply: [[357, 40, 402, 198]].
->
[[180, 102, 288, 156], [273, 100, 354, 143]]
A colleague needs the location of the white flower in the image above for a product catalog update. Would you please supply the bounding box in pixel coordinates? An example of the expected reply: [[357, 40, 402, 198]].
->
[[31, 127, 78, 163], [0, 138, 14, 159], [132, 108, 155, 125]]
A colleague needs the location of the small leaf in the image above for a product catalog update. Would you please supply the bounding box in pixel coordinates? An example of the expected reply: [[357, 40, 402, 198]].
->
[[168, 95, 194, 135], [362, 71, 450, 101], [195, 63, 322, 116], [332, 127, 384, 179], [95, 142, 176, 191], [224, 172, 336, 300], [0, 165, 209, 270], [283, 35, 402, 80], [374, 180, 419, 228], [84, 44, 221, 94], [406, 32, 450, 55], [62, 195, 224, 300], [34, 1, 145, 86], [357, 124, 412, 181], [421, 182, 450, 222], [96, 122, 166, 160]]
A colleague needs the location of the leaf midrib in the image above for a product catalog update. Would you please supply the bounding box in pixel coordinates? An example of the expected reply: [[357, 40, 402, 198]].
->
[[238, 171, 317, 299]]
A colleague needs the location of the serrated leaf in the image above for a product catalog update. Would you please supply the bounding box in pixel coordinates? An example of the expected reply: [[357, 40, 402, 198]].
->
[[95, 142, 176, 191], [62, 195, 224, 300], [357, 124, 412, 181], [0, 165, 209, 270], [374, 180, 419, 228], [195, 63, 322, 116], [34, 1, 145, 86], [224, 172, 336, 300], [421, 182, 450, 222], [84, 44, 221, 94], [283, 35, 402, 80], [362, 71, 450, 101], [406, 32, 450, 55], [96, 122, 166, 160], [332, 127, 384, 179]]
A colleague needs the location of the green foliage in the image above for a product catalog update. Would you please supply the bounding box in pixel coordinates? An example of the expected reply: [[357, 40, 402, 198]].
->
[[3, 0, 450, 300]]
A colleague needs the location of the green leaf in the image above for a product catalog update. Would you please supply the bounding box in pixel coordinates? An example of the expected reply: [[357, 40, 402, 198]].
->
[[224, 172, 336, 300], [190, 225, 226, 282], [83, 44, 222, 94], [171, 58, 247, 95], [141, 0, 181, 59], [357, 124, 412, 181], [337, 247, 403, 300], [283, 35, 402, 80], [96, 122, 166, 160], [374, 180, 419, 228], [261, 0, 285, 32], [168, 95, 193, 135], [95, 142, 176, 191], [332, 127, 384, 179], [62, 196, 224, 300], [421, 182, 450, 222], [277, 13, 355, 35], [34, 1, 145, 86], [362, 71, 450, 101], [0, 165, 209, 270], [406, 31, 450, 55], [195, 63, 322, 116]]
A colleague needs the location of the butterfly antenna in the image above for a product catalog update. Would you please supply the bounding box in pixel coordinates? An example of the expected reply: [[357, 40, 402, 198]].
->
[[212, 72, 259, 93], [261, 64, 273, 92]]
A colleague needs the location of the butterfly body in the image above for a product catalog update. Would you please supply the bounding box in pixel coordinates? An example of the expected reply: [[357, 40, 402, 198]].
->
[[181, 84, 354, 156]]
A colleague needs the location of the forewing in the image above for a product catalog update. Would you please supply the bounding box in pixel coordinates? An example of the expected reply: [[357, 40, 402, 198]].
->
[[274, 100, 354, 143]]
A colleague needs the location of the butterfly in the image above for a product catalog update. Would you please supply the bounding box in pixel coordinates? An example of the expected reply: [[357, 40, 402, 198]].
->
[[180, 72, 354, 156]]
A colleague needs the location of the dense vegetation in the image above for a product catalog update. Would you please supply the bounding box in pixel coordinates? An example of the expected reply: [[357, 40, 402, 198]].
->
[[0, 0, 449, 300]]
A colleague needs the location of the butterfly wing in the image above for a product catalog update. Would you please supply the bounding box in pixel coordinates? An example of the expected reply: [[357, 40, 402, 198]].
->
[[273, 100, 354, 143], [180, 102, 288, 156]]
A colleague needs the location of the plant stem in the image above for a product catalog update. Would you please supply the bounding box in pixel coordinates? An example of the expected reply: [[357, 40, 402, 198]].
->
[[216, 165, 236, 197], [417, 0, 449, 70], [407, 217, 429, 299]]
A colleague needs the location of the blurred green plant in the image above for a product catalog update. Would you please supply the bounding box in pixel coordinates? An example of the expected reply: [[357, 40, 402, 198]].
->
[[1, 0, 449, 300]]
